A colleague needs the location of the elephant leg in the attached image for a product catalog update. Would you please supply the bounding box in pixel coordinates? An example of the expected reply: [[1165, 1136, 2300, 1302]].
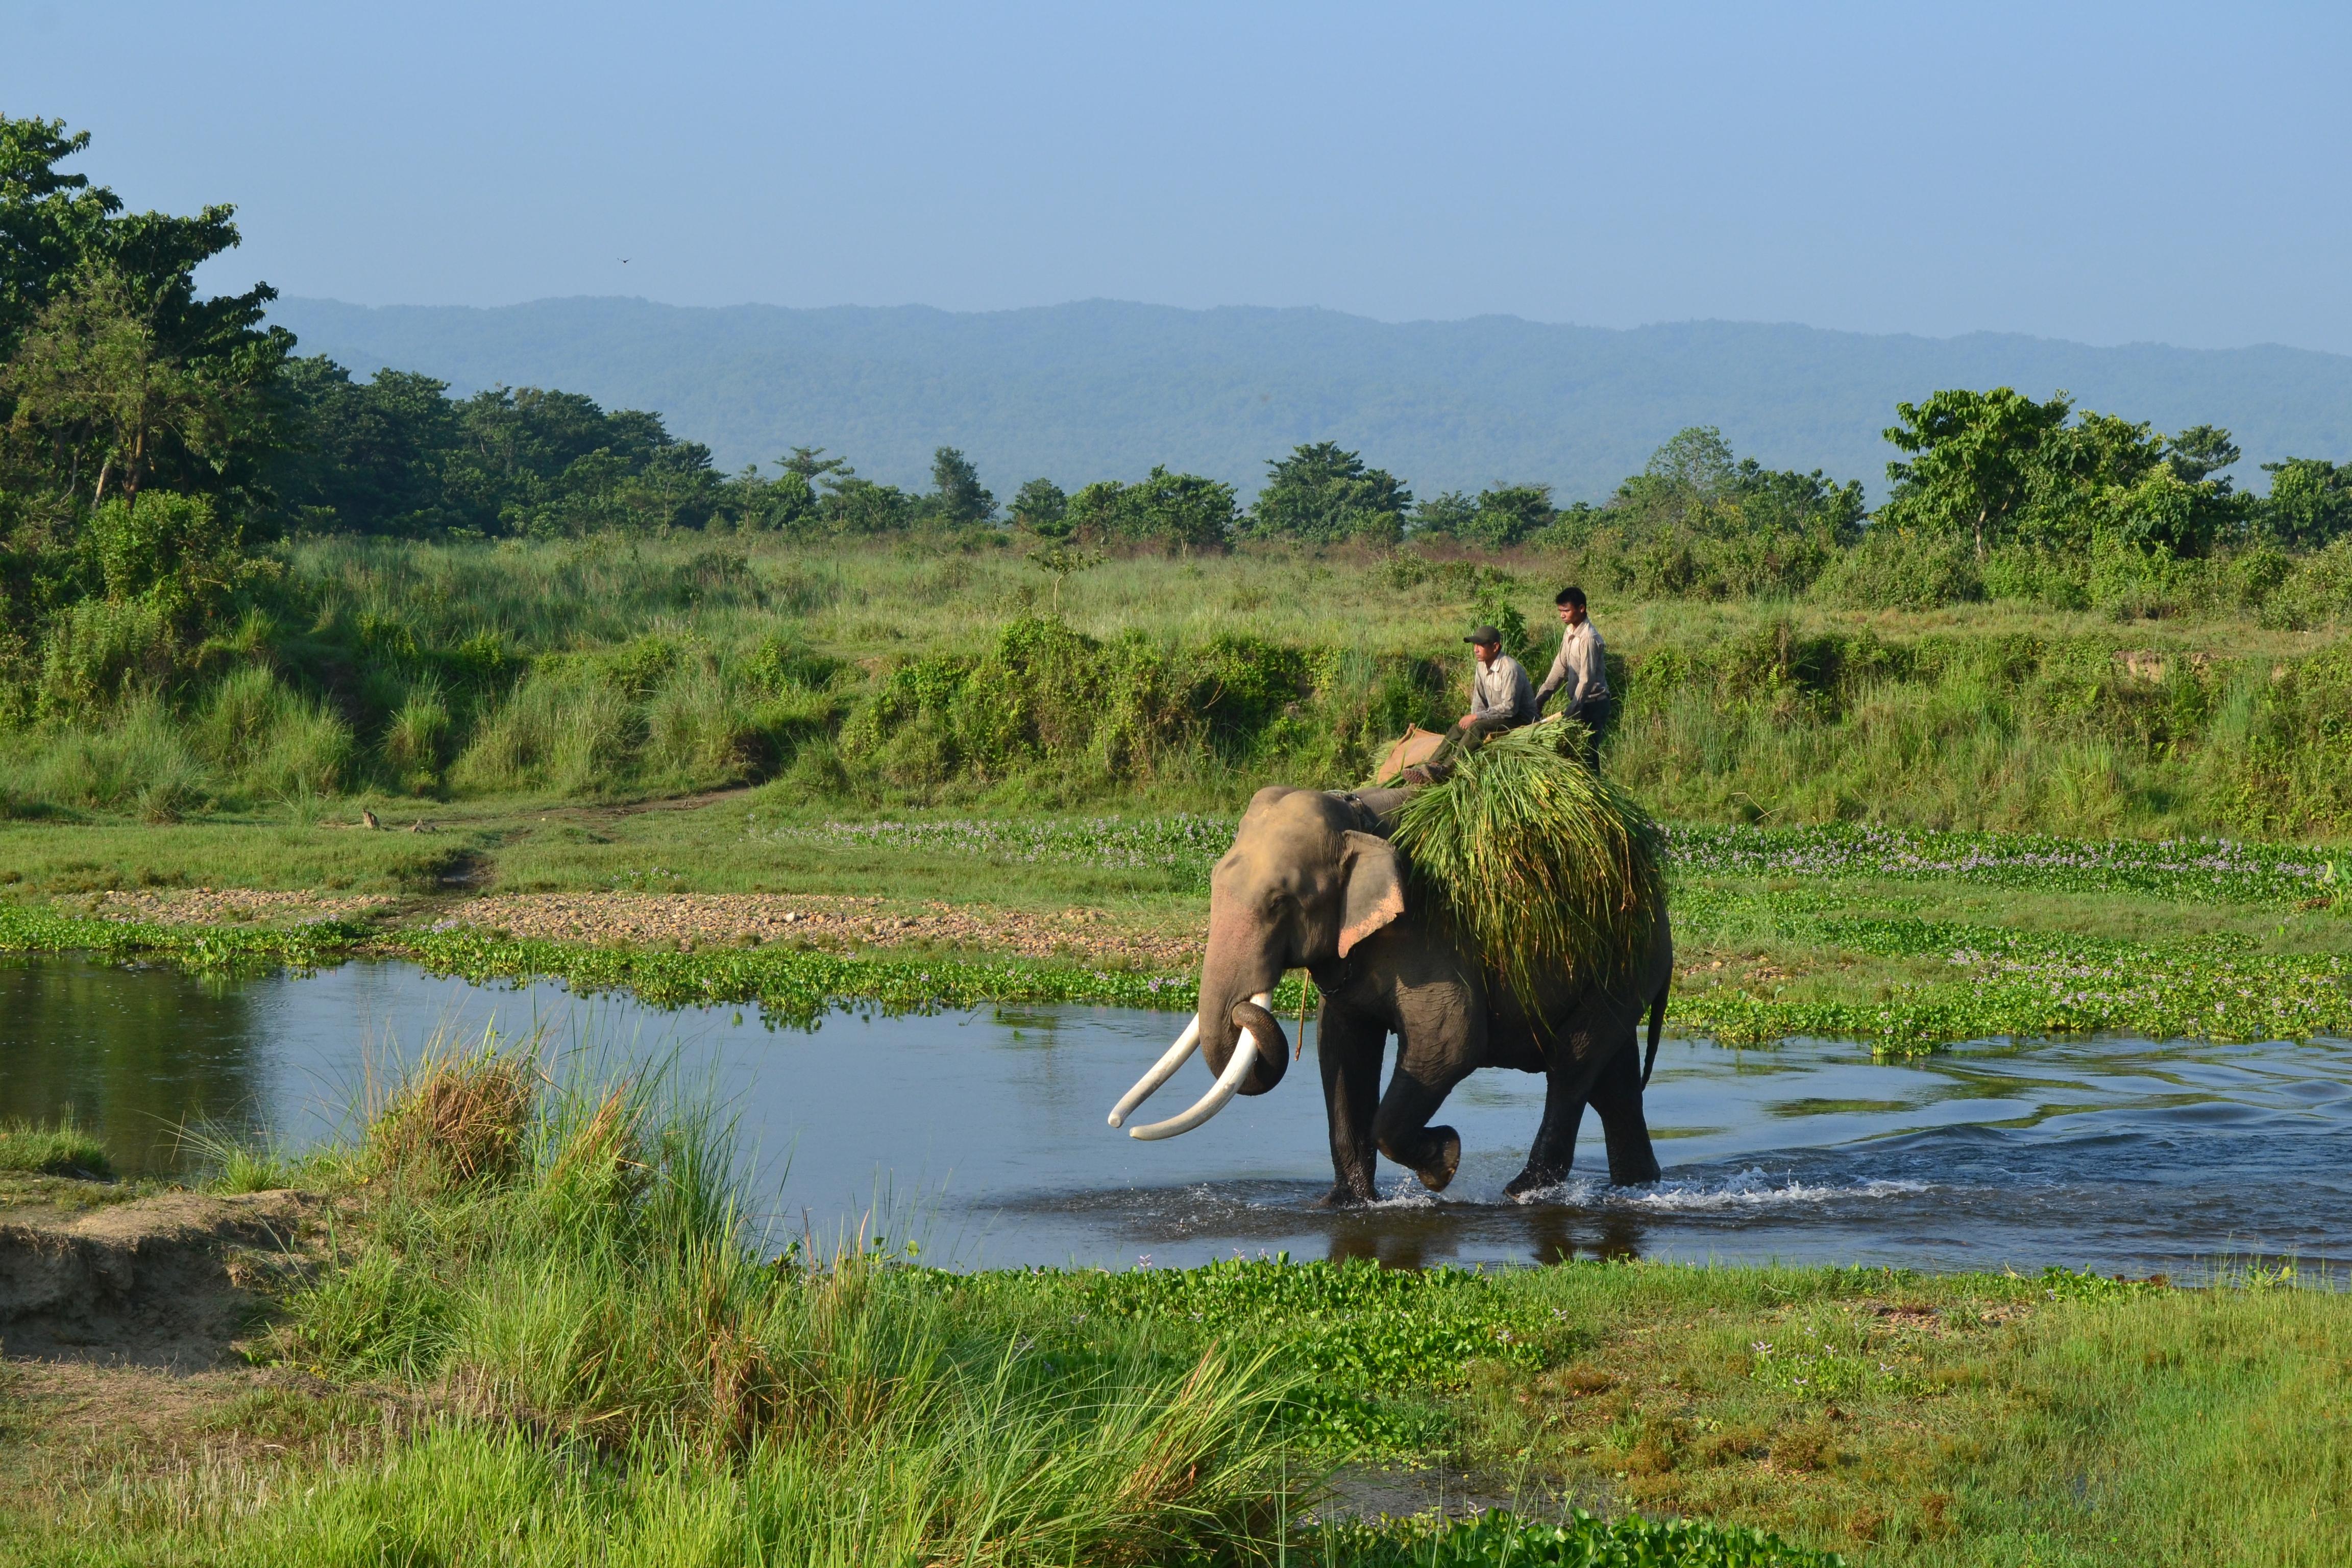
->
[[1372, 1057, 1470, 1193], [1585, 1033, 1661, 1186], [1316, 1007, 1385, 1207], [1505, 1065, 1590, 1199]]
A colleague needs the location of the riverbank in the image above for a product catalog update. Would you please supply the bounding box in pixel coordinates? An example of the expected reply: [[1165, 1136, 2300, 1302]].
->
[[3, 1081, 2346, 1568], [6, 802, 2348, 1048]]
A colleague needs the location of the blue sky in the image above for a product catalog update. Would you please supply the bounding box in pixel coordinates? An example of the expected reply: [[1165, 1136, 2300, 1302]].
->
[[8, 1, 2350, 353]]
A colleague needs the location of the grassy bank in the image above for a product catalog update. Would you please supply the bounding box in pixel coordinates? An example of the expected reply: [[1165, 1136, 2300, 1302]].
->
[[6, 537, 2352, 837], [3, 1064, 2348, 1567]]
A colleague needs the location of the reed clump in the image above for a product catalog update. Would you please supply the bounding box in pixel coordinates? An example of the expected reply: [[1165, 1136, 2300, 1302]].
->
[[364, 1043, 535, 1188], [1391, 722, 1666, 1006]]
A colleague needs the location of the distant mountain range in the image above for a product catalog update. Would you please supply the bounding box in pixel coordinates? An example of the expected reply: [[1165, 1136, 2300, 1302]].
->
[[269, 297, 2352, 502]]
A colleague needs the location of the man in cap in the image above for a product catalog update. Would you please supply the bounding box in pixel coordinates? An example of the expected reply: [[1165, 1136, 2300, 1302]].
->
[[1423, 623, 1535, 771], [1533, 584, 1610, 768]]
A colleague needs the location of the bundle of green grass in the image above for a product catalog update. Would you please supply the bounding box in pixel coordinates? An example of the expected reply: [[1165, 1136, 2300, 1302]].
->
[[1389, 723, 1664, 1006]]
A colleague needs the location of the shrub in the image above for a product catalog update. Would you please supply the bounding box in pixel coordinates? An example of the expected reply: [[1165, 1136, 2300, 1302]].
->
[[36, 596, 178, 713], [2257, 538, 2352, 631], [1813, 529, 1980, 609], [451, 674, 634, 795]]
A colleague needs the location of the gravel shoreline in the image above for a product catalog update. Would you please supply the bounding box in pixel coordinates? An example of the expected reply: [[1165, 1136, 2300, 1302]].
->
[[76, 888, 1201, 972]]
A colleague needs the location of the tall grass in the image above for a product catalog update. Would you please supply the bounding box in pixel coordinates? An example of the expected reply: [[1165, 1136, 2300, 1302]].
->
[[238, 1038, 1305, 1564], [4, 535, 2349, 835]]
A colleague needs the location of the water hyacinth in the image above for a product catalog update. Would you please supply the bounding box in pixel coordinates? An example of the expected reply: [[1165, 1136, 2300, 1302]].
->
[[1665, 823, 2343, 907], [762, 813, 2345, 909], [1390, 725, 1666, 1009]]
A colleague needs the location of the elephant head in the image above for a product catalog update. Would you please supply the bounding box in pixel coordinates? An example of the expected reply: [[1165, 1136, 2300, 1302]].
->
[[1109, 787, 1407, 1139]]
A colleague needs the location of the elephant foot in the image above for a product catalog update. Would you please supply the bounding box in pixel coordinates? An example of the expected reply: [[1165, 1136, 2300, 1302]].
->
[[1414, 1126, 1461, 1192], [1318, 1180, 1378, 1209], [1606, 1155, 1661, 1187], [1504, 1164, 1567, 1202]]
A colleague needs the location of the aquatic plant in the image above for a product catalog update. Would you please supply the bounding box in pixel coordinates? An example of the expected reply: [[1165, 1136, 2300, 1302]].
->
[[1318, 1508, 1846, 1567]]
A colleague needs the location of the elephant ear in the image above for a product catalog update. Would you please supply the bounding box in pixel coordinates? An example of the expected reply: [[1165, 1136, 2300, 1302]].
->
[[1337, 830, 1407, 958]]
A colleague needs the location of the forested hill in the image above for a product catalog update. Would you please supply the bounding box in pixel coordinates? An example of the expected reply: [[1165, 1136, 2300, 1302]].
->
[[270, 297, 2352, 500]]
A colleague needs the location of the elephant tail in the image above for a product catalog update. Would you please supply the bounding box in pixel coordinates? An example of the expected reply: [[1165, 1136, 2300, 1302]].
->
[[1641, 974, 1670, 1090]]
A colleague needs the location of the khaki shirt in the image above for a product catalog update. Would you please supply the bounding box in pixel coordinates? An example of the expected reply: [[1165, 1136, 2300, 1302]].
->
[[1470, 653, 1536, 725], [1536, 620, 1608, 710]]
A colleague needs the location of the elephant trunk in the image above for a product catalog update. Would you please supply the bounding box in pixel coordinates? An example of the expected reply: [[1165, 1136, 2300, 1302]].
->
[[1107, 906, 1293, 1140], [1198, 910, 1289, 1098]]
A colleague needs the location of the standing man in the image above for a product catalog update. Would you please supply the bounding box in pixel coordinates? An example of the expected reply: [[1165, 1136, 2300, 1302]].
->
[[1424, 624, 1535, 770], [1534, 585, 1611, 768]]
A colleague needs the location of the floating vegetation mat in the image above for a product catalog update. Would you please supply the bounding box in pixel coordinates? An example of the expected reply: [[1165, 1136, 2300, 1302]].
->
[[1669, 888, 2352, 1052], [1665, 823, 2345, 907]]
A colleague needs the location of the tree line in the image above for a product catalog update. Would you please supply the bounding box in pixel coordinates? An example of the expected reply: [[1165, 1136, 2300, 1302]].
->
[[5, 108, 2350, 650]]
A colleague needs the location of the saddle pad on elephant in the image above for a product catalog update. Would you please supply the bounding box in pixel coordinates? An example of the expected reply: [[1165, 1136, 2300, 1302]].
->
[[1373, 726, 1446, 783]]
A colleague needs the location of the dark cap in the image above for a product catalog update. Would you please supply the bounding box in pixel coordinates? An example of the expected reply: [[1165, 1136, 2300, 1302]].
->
[[1464, 625, 1502, 647]]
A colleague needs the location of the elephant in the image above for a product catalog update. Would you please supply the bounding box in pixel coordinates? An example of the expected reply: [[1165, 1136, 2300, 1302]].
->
[[1109, 783, 1673, 1205]]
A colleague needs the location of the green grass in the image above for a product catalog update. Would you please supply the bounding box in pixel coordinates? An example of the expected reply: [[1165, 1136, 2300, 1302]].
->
[[0, 1115, 113, 1179], [0, 1045, 1828, 1567], [5, 1060, 2348, 1566], [6, 536, 2352, 835], [1393, 724, 1667, 1005]]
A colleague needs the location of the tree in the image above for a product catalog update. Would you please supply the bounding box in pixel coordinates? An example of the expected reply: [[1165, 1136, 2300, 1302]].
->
[[928, 446, 995, 526], [2260, 458, 2352, 549], [779, 446, 850, 483], [1409, 491, 1478, 539], [0, 115, 286, 433], [1063, 468, 1235, 552], [1880, 388, 2075, 558], [1464, 484, 1556, 548], [268, 357, 458, 533], [2165, 424, 2241, 488], [0, 268, 259, 513], [1407, 483, 1555, 549], [1243, 442, 1411, 545], [1009, 477, 1068, 536], [821, 476, 916, 535], [1123, 466, 1236, 552]]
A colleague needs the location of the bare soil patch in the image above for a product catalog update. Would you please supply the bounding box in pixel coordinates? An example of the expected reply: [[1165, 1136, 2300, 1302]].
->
[[0, 1189, 326, 1370], [74, 887, 399, 927], [440, 891, 1201, 970]]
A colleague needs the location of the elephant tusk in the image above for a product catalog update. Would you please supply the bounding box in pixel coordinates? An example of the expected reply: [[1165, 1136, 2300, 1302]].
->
[[1109, 1015, 1200, 1128], [1126, 992, 1272, 1141]]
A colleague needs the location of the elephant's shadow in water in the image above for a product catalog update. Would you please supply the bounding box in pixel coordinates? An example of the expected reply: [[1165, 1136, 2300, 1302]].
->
[[1319, 1205, 1649, 1270]]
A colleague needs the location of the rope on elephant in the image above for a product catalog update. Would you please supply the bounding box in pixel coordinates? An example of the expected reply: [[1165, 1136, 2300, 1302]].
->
[[1389, 722, 1665, 1007]]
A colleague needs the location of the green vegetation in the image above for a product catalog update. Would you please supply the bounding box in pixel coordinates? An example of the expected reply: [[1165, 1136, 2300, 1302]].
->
[[0, 1114, 110, 1178], [7, 114, 2352, 841], [6, 1073, 2348, 1566], [1392, 725, 1665, 1003], [5, 806, 2344, 1052]]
